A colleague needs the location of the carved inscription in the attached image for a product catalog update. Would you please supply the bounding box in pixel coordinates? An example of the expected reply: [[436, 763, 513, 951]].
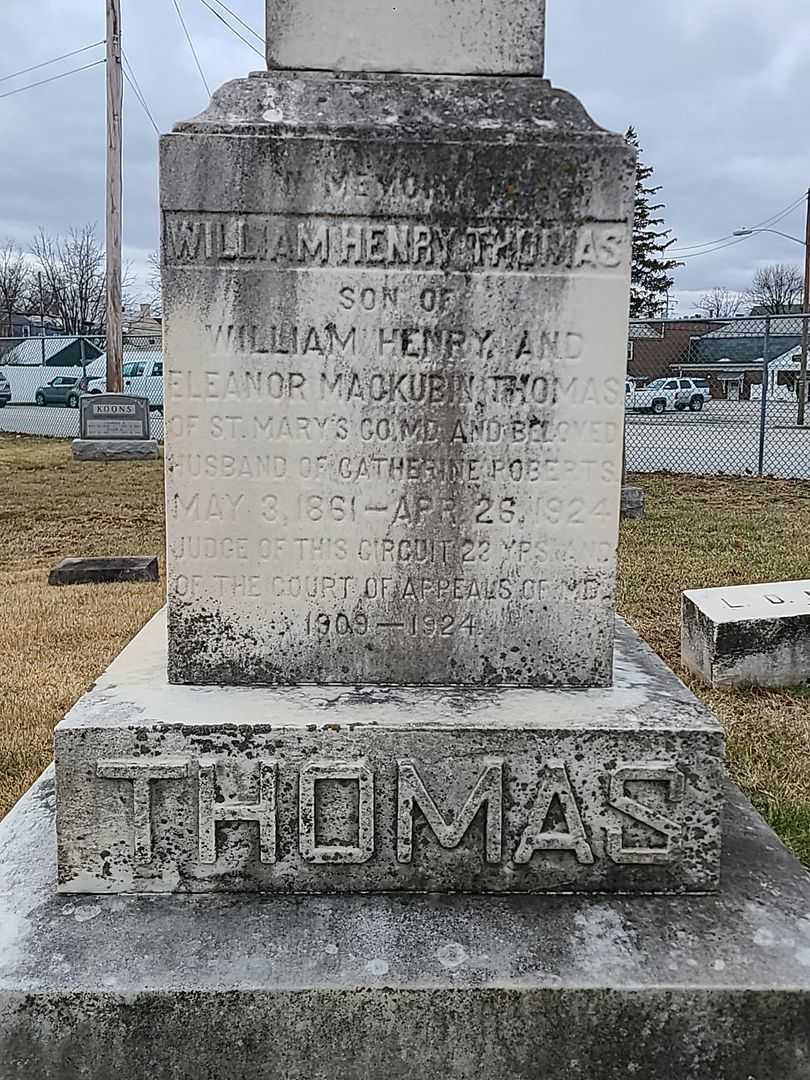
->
[[96, 758, 188, 864], [298, 760, 375, 864], [198, 758, 278, 864], [164, 213, 628, 274], [96, 756, 687, 873], [396, 760, 503, 863], [514, 760, 594, 865], [604, 764, 685, 865], [165, 196, 630, 684]]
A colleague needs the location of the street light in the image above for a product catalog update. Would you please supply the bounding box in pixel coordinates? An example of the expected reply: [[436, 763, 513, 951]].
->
[[733, 201, 810, 427], [733, 227, 804, 244]]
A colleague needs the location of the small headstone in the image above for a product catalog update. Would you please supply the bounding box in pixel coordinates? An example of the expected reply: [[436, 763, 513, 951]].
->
[[73, 393, 159, 461], [48, 556, 160, 587], [682, 579, 810, 688], [621, 485, 646, 520]]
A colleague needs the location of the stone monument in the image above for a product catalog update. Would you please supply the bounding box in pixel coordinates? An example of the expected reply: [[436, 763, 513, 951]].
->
[[72, 391, 159, 460], [2, 3, 810, 1077]]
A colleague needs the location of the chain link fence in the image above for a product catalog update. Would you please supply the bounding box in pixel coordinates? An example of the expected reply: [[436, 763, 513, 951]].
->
[[2, 319, 810, 480], [627, 314, 810, 479], [0, 334, 164, 441]]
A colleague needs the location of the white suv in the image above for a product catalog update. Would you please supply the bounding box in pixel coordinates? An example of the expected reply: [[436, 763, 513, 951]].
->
[[674, 378, 710, 412], [628, 377, 710, 415]]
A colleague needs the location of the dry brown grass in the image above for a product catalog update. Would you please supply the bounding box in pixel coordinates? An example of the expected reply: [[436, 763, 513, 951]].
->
[[620, 473, 810, 863], [1, 441, 808, 863], [0, 435, 164, 817]]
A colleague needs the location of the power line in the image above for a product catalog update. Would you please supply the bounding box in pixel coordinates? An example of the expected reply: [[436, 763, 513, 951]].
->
[[197, 0, 265, 58], [122, 50, 160, 135], [208, 0, 263, 43], [671, 193, 807, 257], [171, 0, 211, 96], [755, 192, 807, 230], [123, 68, 160, 135], [676, 236, 752, 261], [0, 40, 105, 84], [0, 58, 106, 101]]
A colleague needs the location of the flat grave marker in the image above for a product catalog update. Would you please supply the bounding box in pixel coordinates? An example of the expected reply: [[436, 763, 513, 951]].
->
[[683, 579, 810, 688]]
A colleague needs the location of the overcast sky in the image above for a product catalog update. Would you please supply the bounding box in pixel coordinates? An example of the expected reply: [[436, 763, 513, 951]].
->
[[1, 0, 808, 313]]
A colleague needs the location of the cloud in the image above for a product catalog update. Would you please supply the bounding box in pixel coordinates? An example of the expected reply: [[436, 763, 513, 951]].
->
[[1, 0, 808, 315]]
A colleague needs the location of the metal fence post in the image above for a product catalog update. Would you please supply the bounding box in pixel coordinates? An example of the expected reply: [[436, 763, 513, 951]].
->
[[757, 316, 771, 478]]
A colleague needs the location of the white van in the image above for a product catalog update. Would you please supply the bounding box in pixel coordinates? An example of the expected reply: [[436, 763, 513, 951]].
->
[[123, 357, 164, 410], [85, 353, 164, 410]]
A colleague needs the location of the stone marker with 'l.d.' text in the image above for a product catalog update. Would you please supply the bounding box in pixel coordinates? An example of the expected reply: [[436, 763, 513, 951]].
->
[[683, 579, 810, 688]]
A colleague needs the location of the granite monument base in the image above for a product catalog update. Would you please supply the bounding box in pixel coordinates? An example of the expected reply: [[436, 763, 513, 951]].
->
[[55, 611, 724, 895], [2, 770, 809, 1079], [71, 439, 160, 461]]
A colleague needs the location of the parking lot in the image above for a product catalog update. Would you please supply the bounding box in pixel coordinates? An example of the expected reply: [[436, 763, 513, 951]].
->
[[626, 400, 810, 478]]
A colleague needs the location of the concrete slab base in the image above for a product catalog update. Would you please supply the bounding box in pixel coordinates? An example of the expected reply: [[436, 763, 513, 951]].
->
[[54, 612, 724, 895], [71, 439, 160, 461], [2, 769, 809, 1079], [47, 556, 159, 587]]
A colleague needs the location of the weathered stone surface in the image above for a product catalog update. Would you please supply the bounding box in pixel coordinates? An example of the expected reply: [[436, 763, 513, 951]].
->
[[161, 71, 635, 687], [72, 438, 160, 461], [266, 0, 546, 76], [4, 769, 810, 1079], [682, 579, 810, 688], [79, 394, 151, 441], [55, 610, 723, 895], [620, 484, 645, 520], [48, 556, 159, 587]]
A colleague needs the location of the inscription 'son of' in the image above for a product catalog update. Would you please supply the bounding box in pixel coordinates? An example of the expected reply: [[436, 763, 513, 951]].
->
[[96, 756, 687, 872]]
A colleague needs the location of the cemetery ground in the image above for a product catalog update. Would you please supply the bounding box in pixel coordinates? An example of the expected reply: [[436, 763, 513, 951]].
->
[[0, 434, 808, 864]]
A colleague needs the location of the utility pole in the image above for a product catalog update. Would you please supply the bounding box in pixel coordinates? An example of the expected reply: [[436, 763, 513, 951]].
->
[[797, 187, 810, 427], [106, 0, 124, 393]]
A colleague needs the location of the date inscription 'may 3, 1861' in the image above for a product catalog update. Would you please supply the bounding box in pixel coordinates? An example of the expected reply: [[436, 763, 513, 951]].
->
[[163, 174, 632, 689]]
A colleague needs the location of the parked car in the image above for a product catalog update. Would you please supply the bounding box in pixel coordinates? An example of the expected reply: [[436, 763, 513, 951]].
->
[[627, 377, 710, 415], [0, 371, 10, 407], [673, 378, 710, 412], [34, 375, 104, 408], [123, 358, 164, 411]]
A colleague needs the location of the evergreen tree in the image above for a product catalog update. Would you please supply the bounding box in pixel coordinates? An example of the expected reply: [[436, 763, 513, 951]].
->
[[626, 127, 681, 318]]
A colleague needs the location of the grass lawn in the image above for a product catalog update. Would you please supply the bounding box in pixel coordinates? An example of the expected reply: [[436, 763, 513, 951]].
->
[[1, 435, 809, 864]]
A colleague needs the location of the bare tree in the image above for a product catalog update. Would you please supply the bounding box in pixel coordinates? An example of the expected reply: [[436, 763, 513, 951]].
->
[[146, 250, 162, 316], [31, 225, 107, 334], [0, 240, 31, 335], [695, 287, 744, 320], [745, 263, 804, 315]]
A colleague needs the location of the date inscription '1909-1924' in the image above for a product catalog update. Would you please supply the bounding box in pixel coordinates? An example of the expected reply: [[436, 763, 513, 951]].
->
[[95, 756, 687, 871]]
